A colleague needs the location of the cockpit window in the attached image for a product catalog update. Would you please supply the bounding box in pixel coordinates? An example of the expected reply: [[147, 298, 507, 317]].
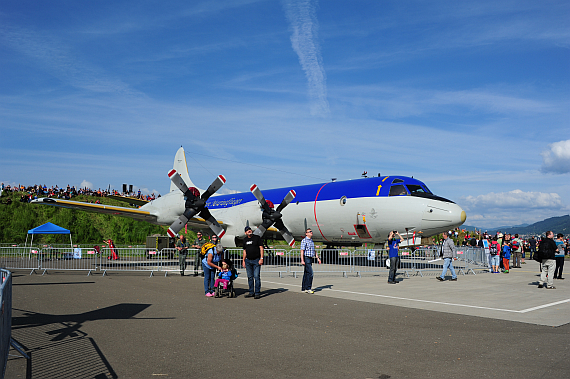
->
[[389, 185, 409, 196], [406, 184, 428, 195], [392, 178, 404, 184]]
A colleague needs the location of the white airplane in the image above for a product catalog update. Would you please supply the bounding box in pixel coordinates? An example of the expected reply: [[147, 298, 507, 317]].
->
[[31, 147, 467, 247]]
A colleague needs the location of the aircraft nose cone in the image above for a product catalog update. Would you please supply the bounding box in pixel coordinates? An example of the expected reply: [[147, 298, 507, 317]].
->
[[450, 204, 467, 227]]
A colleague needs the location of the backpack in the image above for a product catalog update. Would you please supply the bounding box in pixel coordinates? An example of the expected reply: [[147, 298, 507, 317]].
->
[[230, 268, 239, 281], [511, 240, 520, 251], [200, 242, 217, 256], [534, 240, 546, 262], [489, 243, 498, 256]]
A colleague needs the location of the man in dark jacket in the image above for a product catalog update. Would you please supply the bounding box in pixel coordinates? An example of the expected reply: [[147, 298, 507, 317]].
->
[[538, 231, 557, 289]]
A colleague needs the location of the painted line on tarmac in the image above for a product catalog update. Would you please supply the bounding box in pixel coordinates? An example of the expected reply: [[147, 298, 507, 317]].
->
[[518, 298, 570, 313], [261, 280, 570, 314]]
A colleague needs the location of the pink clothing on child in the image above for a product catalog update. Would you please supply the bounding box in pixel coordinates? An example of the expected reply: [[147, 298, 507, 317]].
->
[[215, 278, 229, 289]]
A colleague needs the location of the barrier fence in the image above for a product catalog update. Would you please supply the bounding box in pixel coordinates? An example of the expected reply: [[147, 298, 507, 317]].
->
[[1, 269, 11, 378], [0, 246, 489, 277]]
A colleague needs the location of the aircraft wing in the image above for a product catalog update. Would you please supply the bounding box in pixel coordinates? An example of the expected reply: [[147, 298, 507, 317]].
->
[[30, 198, 158, 223], [107, 195, 149, 206]]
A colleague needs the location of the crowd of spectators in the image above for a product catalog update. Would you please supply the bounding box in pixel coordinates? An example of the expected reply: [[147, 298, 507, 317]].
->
[[1, 183, 159, 203]]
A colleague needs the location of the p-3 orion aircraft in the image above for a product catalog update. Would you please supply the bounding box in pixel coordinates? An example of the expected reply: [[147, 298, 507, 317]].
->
[[32, 147, 466, 247]]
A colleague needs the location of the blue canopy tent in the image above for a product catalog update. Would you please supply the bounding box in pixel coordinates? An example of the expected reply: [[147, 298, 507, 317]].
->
[[25, 222, 73, 248]]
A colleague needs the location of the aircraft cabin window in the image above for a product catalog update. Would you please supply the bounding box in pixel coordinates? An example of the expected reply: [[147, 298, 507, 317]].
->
[[389, 185, 408, 196], [392, 178, 404, 184], [340, 196, 347, 205]]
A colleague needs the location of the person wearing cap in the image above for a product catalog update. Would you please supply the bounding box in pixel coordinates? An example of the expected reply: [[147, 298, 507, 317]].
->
[[192, 232, 206, 276], [176, 235, 190, 276], [242, 226, 264, 299]]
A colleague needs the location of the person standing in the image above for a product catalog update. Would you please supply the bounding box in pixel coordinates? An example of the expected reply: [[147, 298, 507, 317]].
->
[[529, 236, 537, 260], [192, 232, 206, 276], [489, 237, 500, 273], [502, 242, 511, 273], [554, 233, 566, 280], [202, 245, 223, 297], [478, 234, 491, 272], [437, 232, 458, 281], [538, 231, 557, 289], [300, 229, 321, 293], [511, 234, 523, 268], [242, 226, 264, 299], [387, 231, 403, 284], [176, 235, 190, 276]]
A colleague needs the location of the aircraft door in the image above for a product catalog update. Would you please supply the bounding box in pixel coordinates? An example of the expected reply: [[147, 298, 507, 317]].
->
[[354, 212, 372, 239]]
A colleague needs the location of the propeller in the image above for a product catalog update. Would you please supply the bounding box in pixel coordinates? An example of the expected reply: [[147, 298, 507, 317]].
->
[[250, 184, 296, 247], [167, 170, 226, 238]]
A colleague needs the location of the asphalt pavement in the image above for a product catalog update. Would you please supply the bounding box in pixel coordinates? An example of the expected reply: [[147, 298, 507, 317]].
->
[[4, 259, 569, 379]]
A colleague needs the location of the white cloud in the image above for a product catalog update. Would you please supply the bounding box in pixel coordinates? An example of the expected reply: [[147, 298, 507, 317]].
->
[[462, 189, 563, 210], [541, 139, 570, 174], [282, 0, 329, 116], [80, 180, 93, 189], [459, 189, 569, 228]]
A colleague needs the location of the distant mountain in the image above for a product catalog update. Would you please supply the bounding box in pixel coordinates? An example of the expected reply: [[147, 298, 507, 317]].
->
[[466, 215, 570, 236]]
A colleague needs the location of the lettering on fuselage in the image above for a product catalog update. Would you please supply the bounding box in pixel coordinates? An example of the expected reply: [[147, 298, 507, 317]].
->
[[207, 197, 244, 208]]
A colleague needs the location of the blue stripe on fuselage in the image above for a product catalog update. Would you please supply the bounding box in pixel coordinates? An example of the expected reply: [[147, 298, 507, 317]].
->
[[205, 176, 429, 209]]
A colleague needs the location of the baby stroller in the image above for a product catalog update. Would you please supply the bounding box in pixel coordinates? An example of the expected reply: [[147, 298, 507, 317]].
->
[[215, 258, 238, 298]]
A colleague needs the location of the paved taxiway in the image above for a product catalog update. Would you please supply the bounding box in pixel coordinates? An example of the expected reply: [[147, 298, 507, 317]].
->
[[5, 259, 569, 378]]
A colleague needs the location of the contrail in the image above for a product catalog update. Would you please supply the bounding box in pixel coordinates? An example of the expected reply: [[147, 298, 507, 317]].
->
[[282, 0, 330, 116]]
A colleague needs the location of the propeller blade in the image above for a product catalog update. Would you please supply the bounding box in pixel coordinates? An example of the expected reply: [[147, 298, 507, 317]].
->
[[200, 208, 226, 238], [166, 207, 200, 237], [168, 169, 189, 194], [201, 175, 226, 201], [167, 215, 188, 238], [274, 219, 295, 247], [275, 189, 296, 213], [250, 184, 272, 212], [253, 226, 266, 237], [253, 217, 274, 238]]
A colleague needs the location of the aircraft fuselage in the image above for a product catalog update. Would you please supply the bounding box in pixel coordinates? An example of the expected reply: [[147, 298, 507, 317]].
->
[[142, 175, 466, 247]]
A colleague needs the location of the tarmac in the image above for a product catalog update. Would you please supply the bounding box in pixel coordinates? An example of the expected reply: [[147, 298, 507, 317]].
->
[[4, 259, 570, 379]]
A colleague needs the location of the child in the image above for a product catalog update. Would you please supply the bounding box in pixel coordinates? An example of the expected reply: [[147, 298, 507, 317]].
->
[[489, 237, 500, 273], [502, 243, 511, 273], [214, 259, 233, 290]]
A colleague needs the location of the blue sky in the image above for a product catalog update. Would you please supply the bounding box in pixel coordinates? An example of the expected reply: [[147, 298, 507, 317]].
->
[[1, 0, 569, 229]]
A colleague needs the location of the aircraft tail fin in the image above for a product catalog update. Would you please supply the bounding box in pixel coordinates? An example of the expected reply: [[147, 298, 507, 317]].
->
[[170, 147, 198, 192]]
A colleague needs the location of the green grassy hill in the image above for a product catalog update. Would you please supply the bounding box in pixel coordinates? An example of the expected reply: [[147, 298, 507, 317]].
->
[[0, 191, 172, 245]]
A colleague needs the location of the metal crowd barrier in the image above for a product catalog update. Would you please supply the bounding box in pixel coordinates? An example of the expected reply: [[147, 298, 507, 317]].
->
[[0, 245, 488, 277], [1, 269, 29, 379], [1, 269, 11, 378]]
